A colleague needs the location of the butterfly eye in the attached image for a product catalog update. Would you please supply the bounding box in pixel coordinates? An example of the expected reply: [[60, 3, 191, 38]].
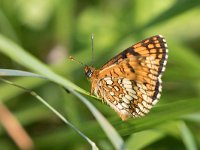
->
[[84, 66, 95, 78], [86, 70, 92, 78]]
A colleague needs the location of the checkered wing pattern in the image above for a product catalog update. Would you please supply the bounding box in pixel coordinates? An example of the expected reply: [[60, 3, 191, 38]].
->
[[86, 35, 168, 120]]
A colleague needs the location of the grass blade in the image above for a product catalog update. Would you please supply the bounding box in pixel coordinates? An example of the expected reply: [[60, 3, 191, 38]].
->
[[0, 69, 45, 78], [179, 122, 198, 150], [0, 78, 99, 150], [126, 130, 165, 150], [69, 88, 125, 150]]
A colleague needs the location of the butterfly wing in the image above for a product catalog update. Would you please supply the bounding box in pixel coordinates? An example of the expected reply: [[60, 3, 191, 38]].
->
[[94, 77, 154, 120], [92, 35, 168, 120], [100, 35, 168, 78]]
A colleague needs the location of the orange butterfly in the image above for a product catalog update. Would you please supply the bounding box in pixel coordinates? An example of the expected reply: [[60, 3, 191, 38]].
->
[[84, 35, 168, 120]]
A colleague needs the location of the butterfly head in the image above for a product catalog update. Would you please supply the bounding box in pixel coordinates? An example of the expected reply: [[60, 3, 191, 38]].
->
[[84, 66, 95, 78]]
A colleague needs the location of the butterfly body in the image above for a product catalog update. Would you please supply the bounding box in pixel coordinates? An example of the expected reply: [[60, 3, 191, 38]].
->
[[84, 35, 168, 121]]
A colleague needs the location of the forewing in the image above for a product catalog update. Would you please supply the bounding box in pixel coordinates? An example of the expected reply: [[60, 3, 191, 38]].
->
[[100, 35, 168, 77]]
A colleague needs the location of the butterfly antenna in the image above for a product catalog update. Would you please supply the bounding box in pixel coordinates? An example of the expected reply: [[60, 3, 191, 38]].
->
[[91, 33, 94, 66], [69, 56, 85, 66]]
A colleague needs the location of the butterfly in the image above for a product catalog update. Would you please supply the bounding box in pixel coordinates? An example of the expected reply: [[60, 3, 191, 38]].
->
[[84, 35, 168, 121]]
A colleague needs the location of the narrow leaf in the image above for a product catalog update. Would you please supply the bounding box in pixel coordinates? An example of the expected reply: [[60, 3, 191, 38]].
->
[[0, 78, 99, 150], [179, 122, 198, 150]]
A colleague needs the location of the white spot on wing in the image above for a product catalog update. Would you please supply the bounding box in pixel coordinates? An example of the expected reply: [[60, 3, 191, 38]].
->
[[123, 84, 132, 89], [142, 101, 147, 108], [132, 94, 138, 99], [118, 79, 122, 84], [121, 102, 129, 109], [104, 77, 111, 80], [116, 103, 123, 109], [146, 97, 152, 103], [110, 91, 114, 96], [122, 78, 132, 85], [105, 79, 113, 85], [126, 88, 136, 94], [138, 103, 144, 111], [135, 108, 139, 113], [114, 86, 119, 91], [140, 88, 146, 94], [122, 97, 130, 104], [142, 94, 148, 101], [152, 100, 158, 105], [125, 94, 132, 100]]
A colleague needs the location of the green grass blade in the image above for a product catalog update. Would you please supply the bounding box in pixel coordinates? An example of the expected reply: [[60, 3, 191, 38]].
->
[[0, 69, 45, 78], [184, 113, 200, 123], [0, 10, 20, 43], [179, 122, 198, 150], [143, 0, 200, 29], [114, 99, 200, 135], [126, 130, 165, 150], [0, 78, 99, 150]]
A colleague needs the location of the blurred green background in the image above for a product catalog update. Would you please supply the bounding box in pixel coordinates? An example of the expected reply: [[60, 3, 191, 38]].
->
[[0, 0, 200, 150]]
